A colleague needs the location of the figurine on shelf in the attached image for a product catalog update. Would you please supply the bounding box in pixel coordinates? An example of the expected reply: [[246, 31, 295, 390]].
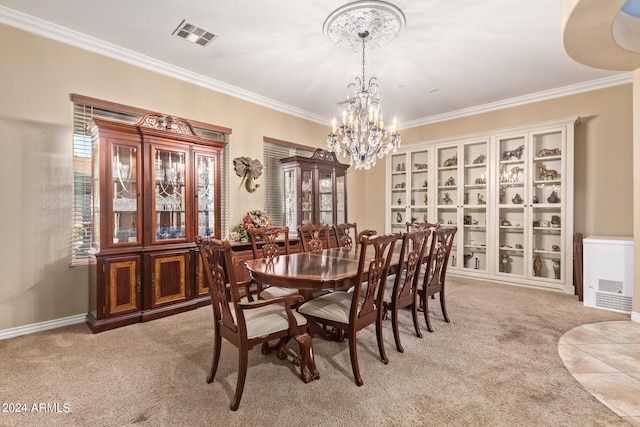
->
[[553, 259, 561, 279], [533, 255, 542, 277], [414, 163, 428, 170], [475, 176, 486, 184], [424, 193, 428, 204], [473, 154, 486, 165], [423, 179, 428, 188], [502, 144, 524, 160], [463, 252, 474, 268], [501, 219, 511, 226], [477, 194, 486, 205], [396, 212, 402, 223], [443, 154, 458, 167], [397, 197, 402, 205], [551, 215, 561, 227], [499, 188, 506, 204], [537, 148, 561, 157], [537, 163, 558, 180], [445, 176, 455, 186], [500, 254, 512, 273], [442, 193, 453, 205], [547, 191, 560, 203], [512, 193, 523, 204], [532, 195, 539, 204], [552, 245, 560, 252], [423, 213, 429, 221]]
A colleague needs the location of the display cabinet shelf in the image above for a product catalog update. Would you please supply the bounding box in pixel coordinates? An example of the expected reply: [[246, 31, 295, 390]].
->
[[386, 116, 577, 292]]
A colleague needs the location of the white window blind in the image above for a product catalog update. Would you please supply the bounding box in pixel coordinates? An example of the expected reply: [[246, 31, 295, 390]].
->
[[263, 140, 313, 227], [71, 102, 229, 265]]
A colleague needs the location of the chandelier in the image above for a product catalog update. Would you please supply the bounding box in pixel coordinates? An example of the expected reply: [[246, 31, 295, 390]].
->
[[324, 1, 405, 170]]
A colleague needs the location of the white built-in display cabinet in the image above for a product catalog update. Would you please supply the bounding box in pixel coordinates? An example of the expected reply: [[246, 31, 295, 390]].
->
[[385, 117, 577, 293]]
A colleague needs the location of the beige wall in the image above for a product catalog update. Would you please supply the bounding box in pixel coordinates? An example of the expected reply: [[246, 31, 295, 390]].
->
[[0, 23, 635, 331]]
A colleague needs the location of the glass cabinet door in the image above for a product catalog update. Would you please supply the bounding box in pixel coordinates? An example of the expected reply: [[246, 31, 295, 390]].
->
[[153, 147, 187, 242], [111, 142, 140, 245], [436, 145, 459, 268], [462, 141, 488, 272], [195, 152, 216, 237], [335, 172, 346, 224], [301, 168, 313, 226], [497, 135, 527, 277], [409, 149, 429, 225], [318, 171, 333, 225], [390, 152, 408, 231], [283, 168, 297, 230], [530, 130, 564, 281]]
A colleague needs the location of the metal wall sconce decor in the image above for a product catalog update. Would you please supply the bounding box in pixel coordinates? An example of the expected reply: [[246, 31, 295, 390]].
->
[[233, 156, 263, 193]]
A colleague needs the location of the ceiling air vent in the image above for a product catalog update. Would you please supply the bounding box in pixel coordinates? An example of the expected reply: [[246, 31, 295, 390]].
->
[[172, 20, 217, 47]]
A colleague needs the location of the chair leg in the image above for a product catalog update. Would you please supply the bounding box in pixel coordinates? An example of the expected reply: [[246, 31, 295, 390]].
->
[[411, 300, 423, 339], [423, 293, 435, 333], [230, 349, 249, 411], [440, 289, 450, 323], [391, 306, 404, 353], [348, 331, 363, 386], [207, 325, 222, 384], [376, 312, 389, 365]]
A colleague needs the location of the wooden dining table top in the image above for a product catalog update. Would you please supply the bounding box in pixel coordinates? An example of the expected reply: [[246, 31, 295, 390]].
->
[[244, 246, 403, 291]]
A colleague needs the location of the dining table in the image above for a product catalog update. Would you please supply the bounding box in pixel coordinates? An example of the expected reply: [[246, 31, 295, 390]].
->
[[244, 245, 403, 298]]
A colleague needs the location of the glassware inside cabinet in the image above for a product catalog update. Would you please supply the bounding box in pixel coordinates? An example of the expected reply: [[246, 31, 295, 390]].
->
[[196, 153, 215, 237], [318, 172, 333, 225], [301, 169, 313, 226], [154, 148, 186, 241], [112, 144, 139, 244], [336, 174, 346, 224], [498, 207, 525, 276], [283, 169, 296, 230]]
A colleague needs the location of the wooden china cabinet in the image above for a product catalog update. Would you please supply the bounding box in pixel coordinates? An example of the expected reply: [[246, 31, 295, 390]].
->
[[87, 114, 225, 333], [281, 148, 349, 230]]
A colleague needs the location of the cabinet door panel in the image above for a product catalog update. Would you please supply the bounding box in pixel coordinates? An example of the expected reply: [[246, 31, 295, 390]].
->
[[105, 256, 141, 316], [149, 252, 188, 307]]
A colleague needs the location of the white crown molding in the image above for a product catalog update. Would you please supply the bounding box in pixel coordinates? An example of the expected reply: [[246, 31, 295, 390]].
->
[[0, 6, 633, 131], [400, 73, 633, 130], [0, 6, 327, 125], [0, 314, 86, 341]]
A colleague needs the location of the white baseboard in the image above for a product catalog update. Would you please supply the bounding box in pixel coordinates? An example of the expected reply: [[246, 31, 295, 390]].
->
[[632, 311, 640, 323], [0, 314, 86, 341]]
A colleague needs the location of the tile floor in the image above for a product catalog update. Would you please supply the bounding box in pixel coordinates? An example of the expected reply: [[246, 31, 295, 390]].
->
[[559, 320, 640, 426]]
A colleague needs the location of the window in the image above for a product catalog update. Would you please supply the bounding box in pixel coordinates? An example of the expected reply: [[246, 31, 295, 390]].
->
[[263, 137, 314, 227], [71, 95, 230, 265]]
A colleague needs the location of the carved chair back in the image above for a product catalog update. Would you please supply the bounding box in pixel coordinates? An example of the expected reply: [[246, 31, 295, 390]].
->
[[298, 224, 331, 253], [352, 233, 400, 324], [248, 226, 290, 260], [334, 222, 358, 249]]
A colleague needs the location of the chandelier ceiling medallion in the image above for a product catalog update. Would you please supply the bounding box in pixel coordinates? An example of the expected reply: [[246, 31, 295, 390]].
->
[[324, 1, 405, 170]]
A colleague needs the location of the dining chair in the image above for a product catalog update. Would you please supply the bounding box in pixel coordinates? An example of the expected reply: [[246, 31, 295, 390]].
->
[[406, 221, 440, 232], [382, 228, 432, 352], [334, 222, 358, 249], [298, 224, 331, 252], [418, 226, 457, 332], [195, 236, 318, 411], [298, 232, 400, 386], [248, 226, 298, 300]]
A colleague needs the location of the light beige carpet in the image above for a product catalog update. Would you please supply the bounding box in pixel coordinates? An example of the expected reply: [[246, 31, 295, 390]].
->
[[0, 277, 631, 426]]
